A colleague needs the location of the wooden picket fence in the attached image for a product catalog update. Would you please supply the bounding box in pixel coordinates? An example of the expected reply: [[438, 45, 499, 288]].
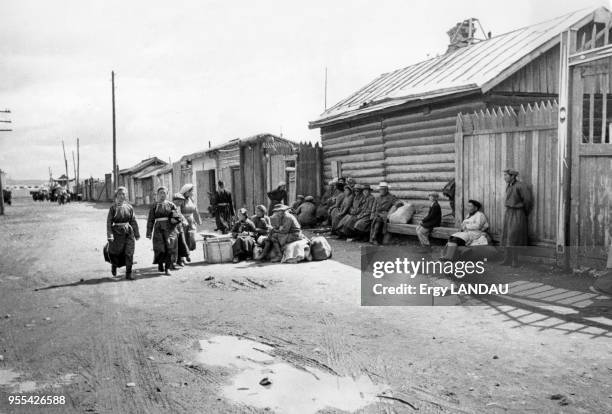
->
[[456, 101, 559, 245]]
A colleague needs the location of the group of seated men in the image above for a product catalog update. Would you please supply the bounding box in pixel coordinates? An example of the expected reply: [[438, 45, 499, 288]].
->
[[318, 177, 400, 245]]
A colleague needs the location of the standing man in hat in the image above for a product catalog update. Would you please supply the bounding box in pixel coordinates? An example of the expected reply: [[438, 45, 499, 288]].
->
[[501, 169, 533, 267], [416, 192, 442, 251], [369, 182, 397, 245], [213, 181, 235, 234]]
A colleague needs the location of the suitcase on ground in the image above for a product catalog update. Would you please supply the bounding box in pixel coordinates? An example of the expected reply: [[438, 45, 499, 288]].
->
[[202, 237, 233, 263]]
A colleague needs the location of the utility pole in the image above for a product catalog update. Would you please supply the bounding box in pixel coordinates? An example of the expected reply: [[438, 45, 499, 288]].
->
[[76, 138, 80, 196], [112, 71, 117, 191], [62, 140, 69, 191], [72, 150, 77, 194], [1, 109, 12, 215]]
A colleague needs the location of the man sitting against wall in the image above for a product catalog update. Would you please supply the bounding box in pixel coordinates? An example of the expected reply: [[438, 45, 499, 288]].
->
[[416, 192, 442, 252], [369, 182, 397, 245]]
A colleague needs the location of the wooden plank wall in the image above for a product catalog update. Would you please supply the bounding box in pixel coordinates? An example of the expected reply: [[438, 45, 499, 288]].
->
[[216, 147, 240, 195], [570, 56, 612, 266], [492, 46, 560, 94], [457, 101, 558, 245]]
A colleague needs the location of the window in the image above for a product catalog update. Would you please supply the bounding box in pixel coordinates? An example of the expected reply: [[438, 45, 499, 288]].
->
[[582, 93, 612, 144]]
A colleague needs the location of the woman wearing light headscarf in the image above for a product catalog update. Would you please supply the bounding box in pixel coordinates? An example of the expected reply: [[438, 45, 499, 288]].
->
[[106, 186, 140, 280], [146, 186, 180, 275], [179, 183, 202, 262]]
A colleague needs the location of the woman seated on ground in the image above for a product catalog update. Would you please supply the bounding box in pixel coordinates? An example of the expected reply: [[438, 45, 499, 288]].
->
[[265, 204, 306, 262], [231, 208, 257, 263], [440, 199, 489, 261], [252, 205, 273, 261]]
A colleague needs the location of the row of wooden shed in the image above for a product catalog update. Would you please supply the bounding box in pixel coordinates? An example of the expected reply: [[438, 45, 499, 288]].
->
[[106, 134, 323, 216]]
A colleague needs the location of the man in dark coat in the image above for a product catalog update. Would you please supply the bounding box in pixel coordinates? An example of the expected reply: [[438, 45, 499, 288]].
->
[[213, 181, 234, 234], [501, 169, 533, 267], [267, 181, 288, 212], [369, 182, 397, 245], [416, 192, 442, 250]]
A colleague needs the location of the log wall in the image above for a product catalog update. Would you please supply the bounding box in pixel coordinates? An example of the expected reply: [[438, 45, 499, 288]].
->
[[321, 99, 486, 212]]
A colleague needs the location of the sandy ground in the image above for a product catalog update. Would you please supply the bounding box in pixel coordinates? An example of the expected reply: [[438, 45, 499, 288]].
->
[[0, 199, 611, 414]]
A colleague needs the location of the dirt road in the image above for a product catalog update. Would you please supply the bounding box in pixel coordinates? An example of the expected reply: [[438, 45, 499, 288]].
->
[[1, 199, 611, 413]]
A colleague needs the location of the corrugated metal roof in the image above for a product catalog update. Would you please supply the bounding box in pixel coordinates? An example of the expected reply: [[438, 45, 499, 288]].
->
[[310, 7, 606, 128]]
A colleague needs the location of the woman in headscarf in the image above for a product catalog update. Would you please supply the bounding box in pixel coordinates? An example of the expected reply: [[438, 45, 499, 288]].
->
[[106, 186, 140, 280], [267, 181, 288, 212], [231, 207, 257, 263], [252, 204, 272, 261], [440, 199, 489, 261], [179, 183, 202, 262], [330, 185, 354, 235], [146, 186, 180, 275], [172, 193, 190, 268]]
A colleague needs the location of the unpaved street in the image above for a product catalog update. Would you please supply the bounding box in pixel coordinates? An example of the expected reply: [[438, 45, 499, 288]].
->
[[1, 200, 612, 413]]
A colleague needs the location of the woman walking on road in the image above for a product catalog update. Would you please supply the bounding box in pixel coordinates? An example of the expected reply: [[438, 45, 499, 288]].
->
[[146, 186, 180, 275], [179, 184, 201, 262], [106, 187, 140, 280]]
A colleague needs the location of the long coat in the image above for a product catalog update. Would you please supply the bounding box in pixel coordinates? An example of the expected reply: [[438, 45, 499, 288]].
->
[[501, 180, 533, 246], [146, 201, 179, 265], [106, 203, 139, 268]]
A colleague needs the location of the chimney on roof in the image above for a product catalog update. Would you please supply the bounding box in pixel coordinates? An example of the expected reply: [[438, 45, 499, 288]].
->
[[446, 18, 479, 53]]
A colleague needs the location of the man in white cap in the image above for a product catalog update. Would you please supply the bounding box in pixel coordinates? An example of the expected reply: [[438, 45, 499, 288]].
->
[[369, 182, 397, 245]]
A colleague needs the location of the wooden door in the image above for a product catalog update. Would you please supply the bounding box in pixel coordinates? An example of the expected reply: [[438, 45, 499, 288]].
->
[[196, 169, 212, 215], [570, 56, 612, 267], [231, 167, 242, 209]]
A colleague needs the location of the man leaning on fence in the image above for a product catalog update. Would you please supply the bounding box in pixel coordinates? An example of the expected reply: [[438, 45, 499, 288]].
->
[[501, 168, 533, 267]]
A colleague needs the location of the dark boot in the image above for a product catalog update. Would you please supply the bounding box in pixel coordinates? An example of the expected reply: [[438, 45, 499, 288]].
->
[[126, 266, 134, 280], [164, 263, 171, 276], [111, 265, 117, 277], [158, 263, 164, 272]]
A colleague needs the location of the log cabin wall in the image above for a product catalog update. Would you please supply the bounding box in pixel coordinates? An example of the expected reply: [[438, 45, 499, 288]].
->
[[321, 98, 486, 212]]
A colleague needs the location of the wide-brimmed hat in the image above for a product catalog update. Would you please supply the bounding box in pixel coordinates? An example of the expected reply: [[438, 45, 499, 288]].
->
[[468, 199, 482, 209], [503, 168, 519, 176], [378, 181, 389, 188], [273, 204, 291, 212], [304, 195, 315, 202], [179, 183, 194, 195], [354, 184, 364, 190]]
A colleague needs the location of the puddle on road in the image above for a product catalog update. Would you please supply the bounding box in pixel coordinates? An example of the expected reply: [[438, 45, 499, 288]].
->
[[0, 369, 36, 392], [194, 336, 385, 414], [0, 369, 77, 392]]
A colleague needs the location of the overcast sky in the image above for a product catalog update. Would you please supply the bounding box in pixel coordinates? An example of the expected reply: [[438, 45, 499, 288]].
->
[[0, 0, 608, 180]]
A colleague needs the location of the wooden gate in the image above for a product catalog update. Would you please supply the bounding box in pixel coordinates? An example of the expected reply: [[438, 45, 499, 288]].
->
[[295, 142, 322, 199], [196, 169, 214, 215], [567, 23, 612, 267], [455, 102, 558, 245]]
